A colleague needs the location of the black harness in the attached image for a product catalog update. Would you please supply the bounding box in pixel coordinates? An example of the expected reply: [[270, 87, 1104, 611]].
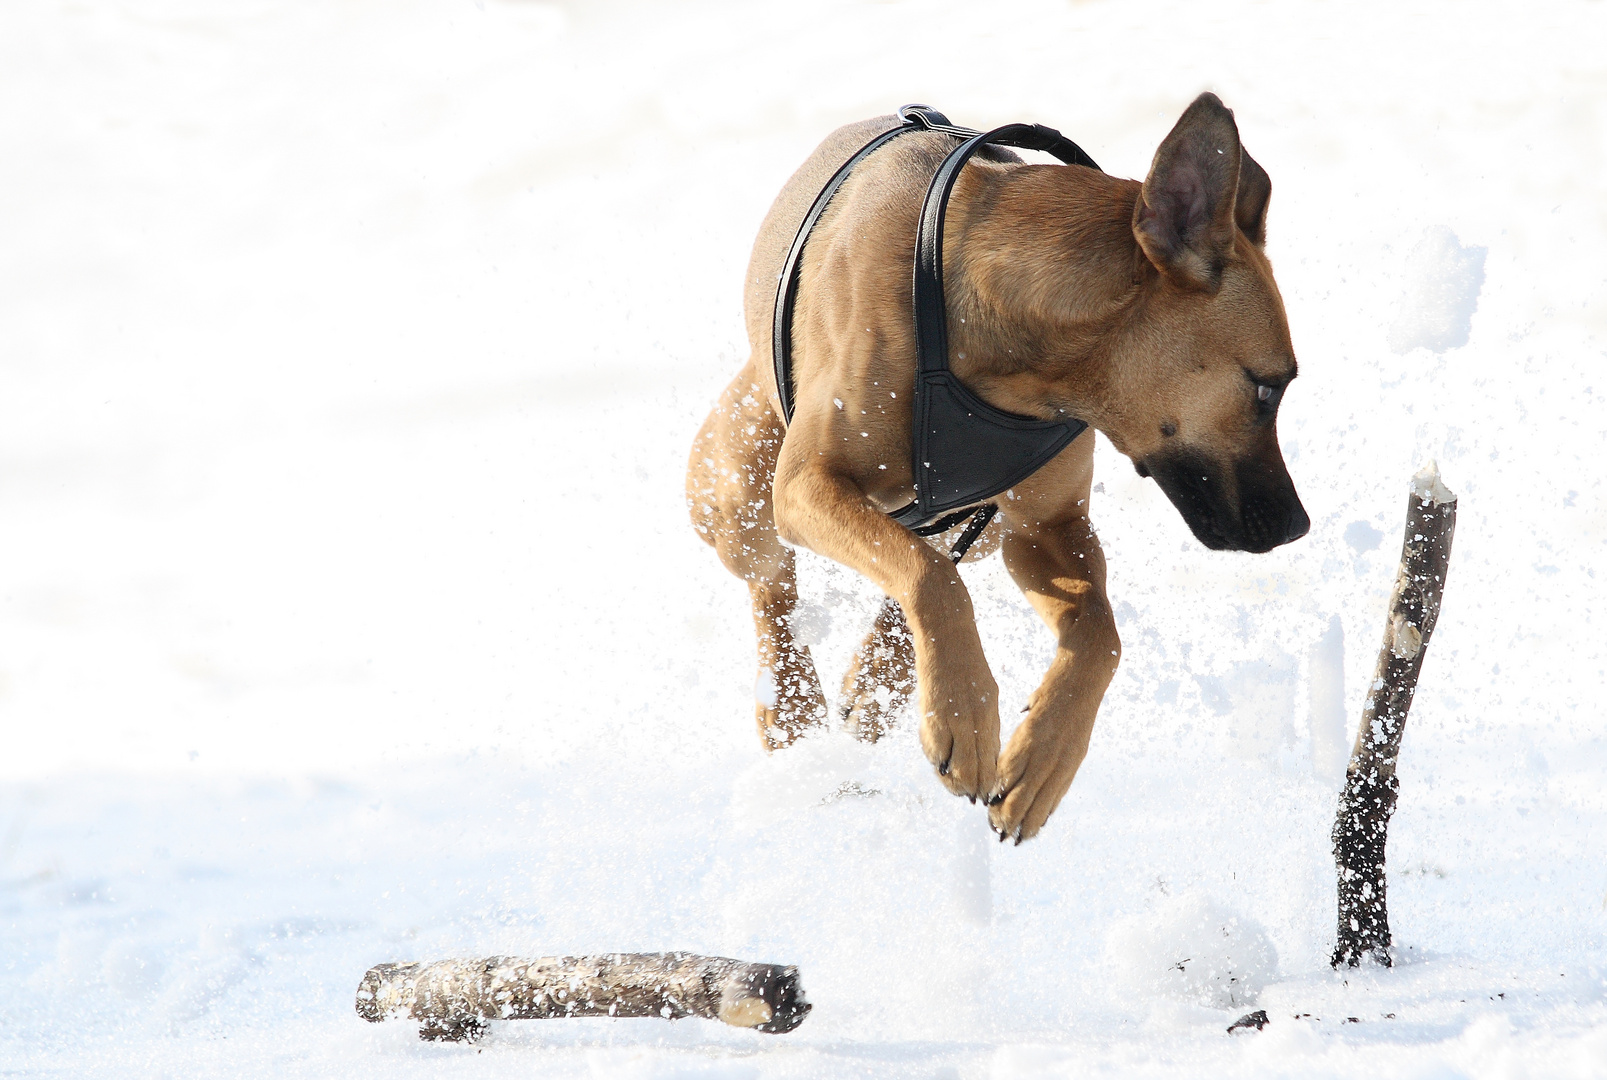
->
[[773, 105, 1102, 555]]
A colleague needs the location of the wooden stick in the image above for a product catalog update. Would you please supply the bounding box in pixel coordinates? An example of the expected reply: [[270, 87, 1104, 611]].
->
[[1331, 461, 1457, 967], [355, 953, 811, 1041]]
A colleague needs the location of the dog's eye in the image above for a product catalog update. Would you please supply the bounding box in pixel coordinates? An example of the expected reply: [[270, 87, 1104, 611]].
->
[[1243, 366, 1290, 417], [1254, 382, 1280, 414]]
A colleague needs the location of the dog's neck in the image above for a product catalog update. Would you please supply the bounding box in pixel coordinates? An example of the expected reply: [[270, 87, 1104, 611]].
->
[[945, 165, 1150, 432]]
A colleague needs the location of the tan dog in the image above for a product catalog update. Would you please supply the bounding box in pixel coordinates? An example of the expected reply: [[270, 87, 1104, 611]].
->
[[687, 94, 1308, 843]]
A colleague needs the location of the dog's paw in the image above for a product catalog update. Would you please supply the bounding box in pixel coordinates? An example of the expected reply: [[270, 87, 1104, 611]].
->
[[916, 667, 1000, 802], [754, 655, 828, 751], [985, 713, 1088, 844], [840, 689, 902, 739], [839, 679, 910, 742], [838, 606, 915, 742]]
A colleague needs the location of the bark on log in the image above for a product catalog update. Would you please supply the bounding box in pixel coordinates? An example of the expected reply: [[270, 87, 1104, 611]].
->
[[1331, 461, 1457, 967], [355, 953, 811, 1041]]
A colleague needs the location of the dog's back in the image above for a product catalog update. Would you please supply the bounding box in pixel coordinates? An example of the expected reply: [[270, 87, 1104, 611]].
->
[[743, 117, 999, 413]]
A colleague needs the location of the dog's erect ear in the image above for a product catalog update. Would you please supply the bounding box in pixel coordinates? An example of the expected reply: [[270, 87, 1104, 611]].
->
[[1235, 147, 1271, 247], [1133, 92, 1243, 290]]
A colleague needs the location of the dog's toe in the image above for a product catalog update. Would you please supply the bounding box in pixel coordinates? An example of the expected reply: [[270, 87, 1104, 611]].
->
[[987, 781, 1055, 846]]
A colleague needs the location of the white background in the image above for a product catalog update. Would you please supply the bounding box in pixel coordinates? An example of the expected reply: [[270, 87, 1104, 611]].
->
[[2, 1, 1604, 1076]]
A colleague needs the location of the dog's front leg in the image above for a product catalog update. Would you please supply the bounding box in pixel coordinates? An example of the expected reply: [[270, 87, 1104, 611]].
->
[[990, 513, 1121, 843], [772, 454, 999, 801]]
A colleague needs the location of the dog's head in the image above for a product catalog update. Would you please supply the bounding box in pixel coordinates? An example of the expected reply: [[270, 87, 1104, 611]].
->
[[1103, 93, 1309, 554]]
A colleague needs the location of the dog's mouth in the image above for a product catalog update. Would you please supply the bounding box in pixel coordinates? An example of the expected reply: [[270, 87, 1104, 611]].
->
[[1138, 447, 1309, 554]]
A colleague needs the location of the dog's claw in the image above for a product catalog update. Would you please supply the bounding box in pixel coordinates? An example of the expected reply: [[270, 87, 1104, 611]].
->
[[937, 758, 951, 777], [967, 794, 976, 805]]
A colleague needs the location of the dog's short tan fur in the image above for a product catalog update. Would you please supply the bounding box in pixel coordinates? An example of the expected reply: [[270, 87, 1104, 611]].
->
[[687, 94, 1306, 842]]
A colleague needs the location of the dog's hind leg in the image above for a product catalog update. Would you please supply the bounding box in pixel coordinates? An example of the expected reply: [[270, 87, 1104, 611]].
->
[[687, 365, 828, 750], [838, 597, 915, 742]]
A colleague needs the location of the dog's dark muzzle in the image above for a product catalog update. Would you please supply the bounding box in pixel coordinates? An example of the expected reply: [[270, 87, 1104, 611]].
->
[[1141, 448, 1309, 554]]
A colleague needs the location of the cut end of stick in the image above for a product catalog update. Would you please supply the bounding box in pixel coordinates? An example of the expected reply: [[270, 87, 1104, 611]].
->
[[1410, 459, 1457, 506], [716, 963, 812, 1034], [354, 963, 413, 1023], [717, 995, 775, 1028]]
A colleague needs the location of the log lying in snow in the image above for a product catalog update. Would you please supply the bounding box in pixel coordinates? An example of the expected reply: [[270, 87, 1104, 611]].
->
[[355, 953, 811, 1041], [1331, 461, 1457, 968]]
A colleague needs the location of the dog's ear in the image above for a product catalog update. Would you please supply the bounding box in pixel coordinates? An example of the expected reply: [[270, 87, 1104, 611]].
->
[[1235, 147, 1271, 247], [1133, 93, 1243, 290]]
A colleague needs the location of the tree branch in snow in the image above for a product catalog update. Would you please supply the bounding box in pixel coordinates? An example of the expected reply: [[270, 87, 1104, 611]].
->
[[355, 952, 811, 1041], [1331, 461, 1457, 967]]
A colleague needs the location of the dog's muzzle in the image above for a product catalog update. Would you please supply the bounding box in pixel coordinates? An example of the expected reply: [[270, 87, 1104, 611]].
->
[[1141, 448, 1309, 554]]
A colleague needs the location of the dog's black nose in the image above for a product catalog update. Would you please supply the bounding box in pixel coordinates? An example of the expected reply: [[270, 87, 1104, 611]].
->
[[1236, 493, 1310, 552], [1284, 501, 1311, 544]]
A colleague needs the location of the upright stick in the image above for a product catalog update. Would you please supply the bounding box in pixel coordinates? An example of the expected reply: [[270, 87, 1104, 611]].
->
[[1331, 462, 1457, 967]]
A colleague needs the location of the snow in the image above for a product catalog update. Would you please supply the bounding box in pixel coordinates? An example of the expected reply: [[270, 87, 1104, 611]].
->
[[1306, 615, 1349, 783], [1388, 227, 1490, 356], [1104, 892, 1279, 1010], [3, 0, 1606, 1076]]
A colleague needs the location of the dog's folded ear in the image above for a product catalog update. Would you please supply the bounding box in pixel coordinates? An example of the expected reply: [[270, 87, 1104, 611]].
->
[[1235, 147, 1271, 248], [1134, 92, 1251, 290]]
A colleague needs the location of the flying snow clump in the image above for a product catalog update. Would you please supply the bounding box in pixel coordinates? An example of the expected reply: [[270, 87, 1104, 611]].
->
[[727, 730, 880, 829], [1103, 893, 1279, 1009], [787, 600, 832, 647], [1387, 225, 1487, 354]]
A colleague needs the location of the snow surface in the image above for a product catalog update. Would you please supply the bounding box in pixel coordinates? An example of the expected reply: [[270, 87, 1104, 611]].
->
[[3, 0, 1606, 1076]]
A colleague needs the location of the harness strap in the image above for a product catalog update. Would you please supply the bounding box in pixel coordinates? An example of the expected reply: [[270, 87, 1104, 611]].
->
[[945, 502, 998, 563], [911, 123, 1098, 380], [890, 119, 1097, 529], [772, 106, 955, 421]]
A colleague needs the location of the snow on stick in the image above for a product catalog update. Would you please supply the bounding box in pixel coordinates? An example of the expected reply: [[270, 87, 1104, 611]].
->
[[355, 952, 811, 1042], [1331, 461, 1457, 967]]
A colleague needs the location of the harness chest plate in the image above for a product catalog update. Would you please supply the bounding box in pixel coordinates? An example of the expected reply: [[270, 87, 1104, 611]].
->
[[772, 105, 1101, 538]]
